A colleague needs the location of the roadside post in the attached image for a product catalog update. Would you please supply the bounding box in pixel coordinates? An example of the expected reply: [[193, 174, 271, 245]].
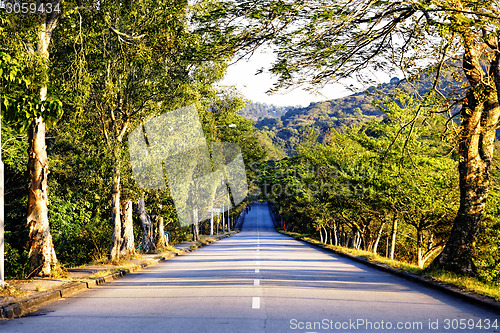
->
[[209, 208, 223, 237], [210, 210, 214, 236], [222, 203, 225, 234]]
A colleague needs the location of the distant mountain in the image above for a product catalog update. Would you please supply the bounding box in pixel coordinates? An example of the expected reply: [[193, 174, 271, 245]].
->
[[250, 78, 406, 155], [254, 97, 384, 155], [242, 61, 469, 155], [237, 102, 290, 121]]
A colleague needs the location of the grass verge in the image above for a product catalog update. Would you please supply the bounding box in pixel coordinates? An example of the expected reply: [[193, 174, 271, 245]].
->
[[281, 231, 500, 302], [87, 263, 137, 279], [0, 284, 27, 299]]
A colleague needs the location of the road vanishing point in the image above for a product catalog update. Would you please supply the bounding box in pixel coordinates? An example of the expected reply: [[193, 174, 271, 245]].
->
[[1, 203, 499, 333]]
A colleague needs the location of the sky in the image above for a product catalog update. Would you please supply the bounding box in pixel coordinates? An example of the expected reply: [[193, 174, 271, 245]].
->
[[219, 48, 351, 107], [219, 48, 393, 107]]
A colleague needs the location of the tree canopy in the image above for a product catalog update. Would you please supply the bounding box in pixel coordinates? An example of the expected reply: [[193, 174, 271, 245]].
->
[[200, 0, 500, 275], [0, 0, 267, 277]]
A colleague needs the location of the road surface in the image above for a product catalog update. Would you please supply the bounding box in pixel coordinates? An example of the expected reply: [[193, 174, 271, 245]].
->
[[1, 202, 499, 332]]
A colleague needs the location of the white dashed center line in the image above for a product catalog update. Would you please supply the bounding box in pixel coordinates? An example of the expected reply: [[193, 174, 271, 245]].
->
[[252, 297, 260, 309], [252, 215, 262, 309]]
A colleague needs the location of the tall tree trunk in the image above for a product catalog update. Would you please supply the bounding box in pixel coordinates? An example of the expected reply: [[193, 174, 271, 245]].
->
[[416, 227, 424, 268], [333, 222, 338, 246], [390, 219, 398, 260], [26, 9, 61, 276], [108, 165, 122, 260], [137, 198, 155, 252], [120, 200, 135, 257], [430, 39, 500, 275], [156, 216, 167, 249], [222, 208, 225, 234], [27, 116, 57, 276], [372, 222, 385, 255], [340, 224, 345, 247], [192, 209, 200, 242]]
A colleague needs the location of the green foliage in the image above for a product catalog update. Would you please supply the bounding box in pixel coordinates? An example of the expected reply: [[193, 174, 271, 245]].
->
[[203, 0, 500, 275], [0, 51, 63, 131], [476, 216, 500, 284], [4, 239, 28, 279], [476, 155, 500, 284], [248, 66, 463, 156], [238, 102, 290, 121], [258, 89, 459, 267], [1, 0, 270, 274], [0, 52, 25, 85], [207, 0, 494, 95], [1, 124, 27, 173], [48, 195, 111, 266]]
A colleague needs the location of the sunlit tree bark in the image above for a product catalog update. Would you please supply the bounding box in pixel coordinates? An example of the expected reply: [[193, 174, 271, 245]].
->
[[27, 4, 62, 276]]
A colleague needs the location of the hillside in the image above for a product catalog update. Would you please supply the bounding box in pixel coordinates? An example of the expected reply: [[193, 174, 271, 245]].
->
[[237, 102, 290, 121], [242, 64, 465, 155]]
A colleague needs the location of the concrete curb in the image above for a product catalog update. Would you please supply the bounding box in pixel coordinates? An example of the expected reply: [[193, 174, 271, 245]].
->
[[282, 232, 500, 315], [0, 231, 239, 319]]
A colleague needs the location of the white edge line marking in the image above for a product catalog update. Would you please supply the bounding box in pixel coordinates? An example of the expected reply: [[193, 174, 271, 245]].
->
[[254, 279, 260, 286], [252, 297, 260, 309], [255, 268, 260, 273]]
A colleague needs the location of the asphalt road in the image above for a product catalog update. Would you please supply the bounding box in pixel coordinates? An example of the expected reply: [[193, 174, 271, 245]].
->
[[1, 202, 499, 333]]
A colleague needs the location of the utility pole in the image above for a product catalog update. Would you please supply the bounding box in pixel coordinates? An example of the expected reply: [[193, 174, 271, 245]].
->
[[222, 203, 225, 234], [210, 210, 214, 236]]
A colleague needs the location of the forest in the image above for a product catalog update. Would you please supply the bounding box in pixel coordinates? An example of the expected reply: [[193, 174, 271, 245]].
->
[[255, 90, 500, 283], [1, 0, 267, 279], [1, 0, 500, 295], [238, 102, 290, 121], [209, 0, 500, 279]]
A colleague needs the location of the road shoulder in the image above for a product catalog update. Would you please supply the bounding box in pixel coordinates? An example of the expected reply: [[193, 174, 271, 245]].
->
[[279, 230, 500, 315], [0, 231, 238, 319]]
